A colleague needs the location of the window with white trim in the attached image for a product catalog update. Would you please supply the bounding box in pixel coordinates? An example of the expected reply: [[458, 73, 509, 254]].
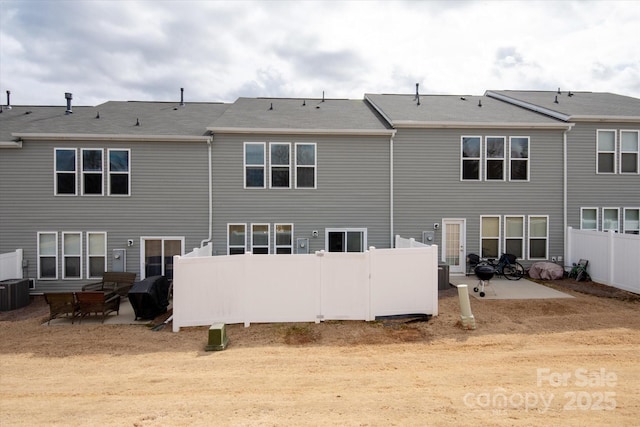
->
[[326, 228, 367, 252], [510, 137, 529, 181], [480, 216, 500, 258], [602, 208, 619, 232], [55, 148, 77, 195], [62, 232, 82, 279], [251, 223, 270, 254], [485, 137, 505, 181], [38, 232, 58, 279], [244, 143, 265, 188], [228, 224, 246, 255], [461, 136, 481, 181], [142, 237, 183, 280], [597, 130, 617, 174], [295, 143, 316, 188], [528, 216, 548, 259], [275, 223, 293, 254], [504, 216, 524, 259], [620, 130, 639, 174], [82, 148, 103, 195], [108, 149, 130, 195], [270, 143, 291, 188], [624, 208, 640, 234], [580, 208, 598, 230], [87, 232, 107, 279]]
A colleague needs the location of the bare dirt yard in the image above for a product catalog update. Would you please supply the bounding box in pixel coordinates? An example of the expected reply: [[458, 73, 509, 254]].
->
[[1, 278, 639, 426]]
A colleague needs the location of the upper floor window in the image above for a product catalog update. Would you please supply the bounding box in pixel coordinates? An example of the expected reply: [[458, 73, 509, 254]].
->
[[244, 143, 266, 188], [624, 208, 640, 234], [55, 148, 77, 195], [108, 149, 130, 195], [485, 137, 505, 181], [295, 143, 316, 188], [270, 143, 291, 188], [580, 208, 598, 230], [82, 149, 103, 195], [597, 130, 617, 173], [461, 136, 481, 181], [620, 130, 639, 174], [510, 137, 530, 181]]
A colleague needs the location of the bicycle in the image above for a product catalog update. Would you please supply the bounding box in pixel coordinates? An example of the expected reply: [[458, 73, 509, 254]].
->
[[476, 253, 525, 280]]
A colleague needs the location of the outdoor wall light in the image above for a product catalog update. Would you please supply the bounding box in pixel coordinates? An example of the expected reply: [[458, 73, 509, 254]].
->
[[312, 230, 319, 238], [127, 239, 134, 247]]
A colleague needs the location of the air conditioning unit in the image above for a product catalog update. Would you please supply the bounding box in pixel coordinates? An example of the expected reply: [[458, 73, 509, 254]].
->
[[0, 279, 30, 311]]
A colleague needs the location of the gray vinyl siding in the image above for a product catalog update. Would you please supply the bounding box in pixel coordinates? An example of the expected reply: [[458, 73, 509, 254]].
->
[[0, 139, 210, 292], [392, 128, 566, 266], [210, 133, 392, 255], [566, 122, 640, 231]]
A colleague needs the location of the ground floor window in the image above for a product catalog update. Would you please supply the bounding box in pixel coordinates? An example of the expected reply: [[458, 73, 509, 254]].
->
[[62, 232, 82, 279], [528, 216, 548, 259], [624, 208, 639, 234], [142, 237, 183, 280], [480, 216, 500, 258], [228, 224, 247, 255], [602, 208, 620, 232], [580, 208, 598, 230], [37, 232, 58, 279], [275, 224, 293, 254], [504, 216, 524, 259], [251, 223, 270, 254], [87, 232, 107, 278], [326, 228, 367, 252]]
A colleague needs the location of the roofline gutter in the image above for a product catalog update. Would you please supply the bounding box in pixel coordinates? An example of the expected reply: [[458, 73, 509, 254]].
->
[[12, 133, 211, 143], [206, 127, 395, 136], [569, 115, 640, 123], [391, 121, 574, 130], [0, 141, 23, 148], [485, 91, 572, 122]]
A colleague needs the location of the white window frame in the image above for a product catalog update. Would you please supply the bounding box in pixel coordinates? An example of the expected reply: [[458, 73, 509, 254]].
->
[[580, 207, 599, 231], [140, 236, 184, 280], [295, 142, 317, 189], [62, 232, 83, 280], [54, 148, 77, 196], [227, 223, 247, 255], [37, 231, 58, 280], [269, 143, 291, 189], [602, 207, 620, 233], [461, 136, 482, 181], [504, 215, 524, 259], [480, 215, 501, 259], [244, 142, 266, 189], [108, 148, 131, 196], [275, 223, 294, 254], [623, 207, 640, 234], [596, 129, 617, 174], [325, 228, 368, 253], [485, 136, 505, 181], [509, 136, 530, 181], [251, 223, 270, 254], [81, 148, 104, 196], [86, 232, 107, 279], [528, 215, 549, 260], [620, 130, 639, 174]]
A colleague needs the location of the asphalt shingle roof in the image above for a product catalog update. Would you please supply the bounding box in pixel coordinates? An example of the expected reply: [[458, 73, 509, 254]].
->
[[208, 97, 391, 131], [486, 90, 640, 120], [365, 93, 565, 127]]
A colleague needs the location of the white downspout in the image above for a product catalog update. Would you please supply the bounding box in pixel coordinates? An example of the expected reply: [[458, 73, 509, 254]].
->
[[200, 136, 213, 248], [389, 132, 396, 247], [562, 129, 568, 267]]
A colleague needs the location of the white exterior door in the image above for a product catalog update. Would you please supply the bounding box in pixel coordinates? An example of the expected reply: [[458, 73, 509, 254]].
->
[[442, 219, 466, 274]]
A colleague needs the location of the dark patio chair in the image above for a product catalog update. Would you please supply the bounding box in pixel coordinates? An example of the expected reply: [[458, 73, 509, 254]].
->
[[76, 291, 121, 323], [44, 292, 79, 325], [466, 253, 481, 276]]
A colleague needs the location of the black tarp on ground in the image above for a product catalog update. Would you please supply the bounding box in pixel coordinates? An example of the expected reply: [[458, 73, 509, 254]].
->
[[128, 275, 170, 320]]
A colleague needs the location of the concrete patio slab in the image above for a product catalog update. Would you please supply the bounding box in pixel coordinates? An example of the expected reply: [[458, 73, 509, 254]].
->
[[449, 275, 573, 300], [44, 299, 170, 326]]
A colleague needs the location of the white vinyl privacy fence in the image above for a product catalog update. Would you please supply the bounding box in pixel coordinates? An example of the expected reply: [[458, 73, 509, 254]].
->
[[566, 227, 640, 294], [172, 245, 438, 332], [0, 249, 23, 281]]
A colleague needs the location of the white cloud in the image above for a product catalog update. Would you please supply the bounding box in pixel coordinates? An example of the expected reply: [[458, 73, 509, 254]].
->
[[1, 0, 638, 106]]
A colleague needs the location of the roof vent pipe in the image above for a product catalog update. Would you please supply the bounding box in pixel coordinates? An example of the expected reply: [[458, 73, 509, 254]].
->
[[554, 95, 559, 104], [557, 87, 561, 94], [6, 90, 11, 109], [322, 91, 325, 102], [415, 83, 420, 106], [65, 92, 73, 114], [180, 87, 185, 106]]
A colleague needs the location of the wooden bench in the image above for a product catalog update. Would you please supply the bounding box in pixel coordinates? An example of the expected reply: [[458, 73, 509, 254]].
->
[[76, 291, 121, 323], [44, 292, 79, 325], [82, 272, 137, 297]]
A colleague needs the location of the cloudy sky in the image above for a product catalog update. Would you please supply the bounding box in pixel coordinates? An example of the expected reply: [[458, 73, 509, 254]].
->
[[1, 0, 639, 106]]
